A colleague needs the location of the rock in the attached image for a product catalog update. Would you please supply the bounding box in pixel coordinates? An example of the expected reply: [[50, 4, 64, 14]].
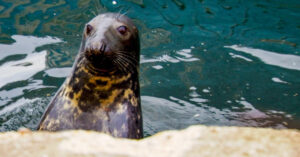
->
[[0, 125, 299, 157]]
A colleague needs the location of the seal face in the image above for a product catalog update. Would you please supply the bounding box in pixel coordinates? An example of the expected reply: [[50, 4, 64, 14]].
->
[[38, 13, 143, 139]]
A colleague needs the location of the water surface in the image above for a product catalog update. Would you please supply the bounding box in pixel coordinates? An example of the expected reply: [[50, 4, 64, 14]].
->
[[0, 0, 299, 135]]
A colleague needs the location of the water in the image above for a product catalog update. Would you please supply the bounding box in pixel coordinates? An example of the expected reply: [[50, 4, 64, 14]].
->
[[0, 0, 299, 136]]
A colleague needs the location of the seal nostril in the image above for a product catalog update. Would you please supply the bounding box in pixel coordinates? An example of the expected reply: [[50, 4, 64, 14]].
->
[[100, 44, 106, 53]]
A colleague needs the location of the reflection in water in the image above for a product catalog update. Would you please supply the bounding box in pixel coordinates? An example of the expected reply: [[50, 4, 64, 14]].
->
[[142, 94, 292, 136], [141, 47, 199, 71], [0, 51, 46, 88], [0, 35, 61, 60], [229, 52, 253, 62], [0, 35, 62, 88], [45, 67, 72, 78], [236, 98, 268, 119], [141, 47, 199, 64], [0, 79, 54, 107], [0, 35, 62, 131], [271, 77, 288, 84], [225, 45, 300, 71], [142, 95, 232, 135], [143, 93, 293, 135], [152, 65, 163, 70]]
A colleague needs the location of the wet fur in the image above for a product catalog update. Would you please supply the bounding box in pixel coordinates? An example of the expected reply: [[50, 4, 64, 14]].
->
[[38, 13, 143, 139]]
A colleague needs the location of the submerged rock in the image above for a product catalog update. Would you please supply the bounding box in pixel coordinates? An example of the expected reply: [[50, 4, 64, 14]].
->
[[0, 125, 299, 157]]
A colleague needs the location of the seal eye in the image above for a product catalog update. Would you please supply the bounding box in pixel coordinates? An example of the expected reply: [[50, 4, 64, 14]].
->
[[117, 26, 128, 35], [86, 24, 93, 35]]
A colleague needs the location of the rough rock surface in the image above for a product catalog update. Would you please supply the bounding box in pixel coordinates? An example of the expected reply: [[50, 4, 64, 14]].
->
[[0, 125, 299, 157]]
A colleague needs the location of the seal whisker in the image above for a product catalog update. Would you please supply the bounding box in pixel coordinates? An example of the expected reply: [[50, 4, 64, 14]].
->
[[115, 55, 137, 67], [117, 9, 122, 19], [117, 54, 138, 68], [116, 56, 135, 73], [115, 53, 136, 69], [112, 59, 124, 73], [113, 58, 126, 73], [91, 10, 97, 16], [95, 0, 101, 15], [116, 56, 135, 74], [115, 51, 137, 59], [115, 51, 138, 64], [117, 56, 136, 71], [115, 9, 130, 20], [113, 57, 127, 73], [120, 58, 134, 73], [115, 57, 132, 74]]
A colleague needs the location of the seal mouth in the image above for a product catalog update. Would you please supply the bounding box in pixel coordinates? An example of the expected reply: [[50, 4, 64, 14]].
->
[[84, 43, 116, 71]]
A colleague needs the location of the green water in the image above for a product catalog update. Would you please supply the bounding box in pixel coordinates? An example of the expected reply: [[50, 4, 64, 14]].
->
[[0, 0, 299, 135]]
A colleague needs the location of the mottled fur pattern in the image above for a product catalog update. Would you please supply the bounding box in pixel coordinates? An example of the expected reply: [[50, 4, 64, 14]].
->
[[38, 13, 143, 139]]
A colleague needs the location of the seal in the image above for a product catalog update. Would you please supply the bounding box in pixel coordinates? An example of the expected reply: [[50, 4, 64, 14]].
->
[[38, 13, 143, 139]]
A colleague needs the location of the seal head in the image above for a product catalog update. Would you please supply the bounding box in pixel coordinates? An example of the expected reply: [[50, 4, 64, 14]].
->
[[38, 13, 143, 139], [82, 13, 139, 73]]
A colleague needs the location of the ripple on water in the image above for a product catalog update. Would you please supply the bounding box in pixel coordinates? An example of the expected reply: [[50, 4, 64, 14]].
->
[[0, 35, 62, 131], [0, 51, 46, 88], [225, 45, 300, 71], [0, 35, 62, 88], [0, 35, 62, 60], [141, 47, 199, 64], [271, 77, 288, 84], [45, 67, 72, 78], [0, 97, 50, 131], [142, 95, 241, 136]]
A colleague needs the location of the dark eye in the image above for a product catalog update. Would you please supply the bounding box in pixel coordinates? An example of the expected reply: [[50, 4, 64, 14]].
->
[[117, 26, 128, 35], [86, 24, 93, 34]]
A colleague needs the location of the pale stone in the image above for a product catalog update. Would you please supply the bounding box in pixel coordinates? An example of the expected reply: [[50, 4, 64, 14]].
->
[[0, 125, 299, 157]]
